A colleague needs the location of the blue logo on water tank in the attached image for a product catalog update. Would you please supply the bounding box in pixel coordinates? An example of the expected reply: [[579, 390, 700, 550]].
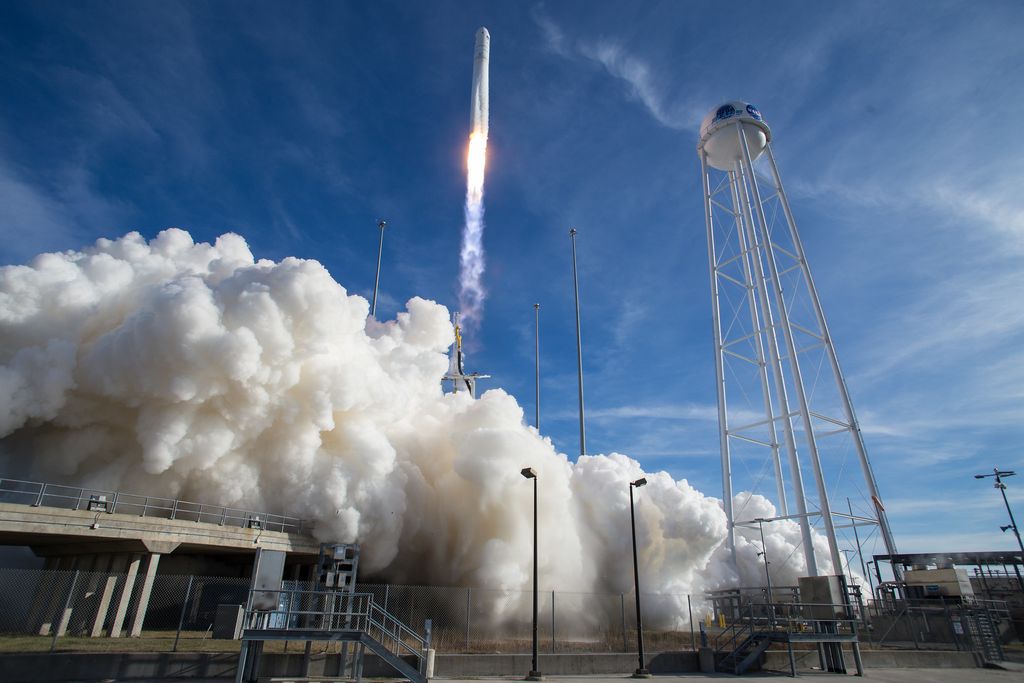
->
[[714, 104, 736, 122], [745, 104, 762, 121]]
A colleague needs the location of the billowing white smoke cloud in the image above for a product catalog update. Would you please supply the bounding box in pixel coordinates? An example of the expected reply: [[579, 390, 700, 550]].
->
[[0, 231, 836, 626]]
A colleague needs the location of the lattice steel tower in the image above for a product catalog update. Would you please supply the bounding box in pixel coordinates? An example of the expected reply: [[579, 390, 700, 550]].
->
[[697, 101, 898, 577]]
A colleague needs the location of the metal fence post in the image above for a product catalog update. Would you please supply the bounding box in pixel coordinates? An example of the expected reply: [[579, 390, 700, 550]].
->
[[465, 587, 471, 651], [551, 590, 555, 653], [687, 594, 695, 650], [50, 570, 79, 652], [173, 575, 195, 652], [621, 593, 627, 651]]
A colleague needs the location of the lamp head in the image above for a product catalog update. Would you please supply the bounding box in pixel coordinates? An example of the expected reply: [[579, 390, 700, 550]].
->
[[1001, 525, 1014, 533], [521, 467, 537, 479], [974, 474, 986, 479], [631, 477, 647, 488]]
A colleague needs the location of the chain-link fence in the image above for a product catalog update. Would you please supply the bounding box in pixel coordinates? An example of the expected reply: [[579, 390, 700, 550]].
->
[[5, 567, 1001, 659], [0, 568, 709, 653]]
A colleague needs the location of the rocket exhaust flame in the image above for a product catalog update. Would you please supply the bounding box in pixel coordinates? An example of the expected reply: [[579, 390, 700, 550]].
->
[[458, 28, 490, 329]]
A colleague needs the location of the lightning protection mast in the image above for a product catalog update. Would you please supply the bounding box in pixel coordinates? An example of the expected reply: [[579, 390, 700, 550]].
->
[[697, 101, 899, 579]]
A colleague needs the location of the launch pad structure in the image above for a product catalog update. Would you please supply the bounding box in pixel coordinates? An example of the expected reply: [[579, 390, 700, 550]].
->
[[697, 101, 900, 580]]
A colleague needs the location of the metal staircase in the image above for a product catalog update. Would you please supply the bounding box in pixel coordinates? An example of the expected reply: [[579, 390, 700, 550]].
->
[[963, 608, 1004, 664], [717, 630, 774, 674], [235, 589, 431, 683]]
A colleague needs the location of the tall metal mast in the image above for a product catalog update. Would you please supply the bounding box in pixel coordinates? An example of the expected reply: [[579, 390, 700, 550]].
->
[[534, 303, 541, 430], [371, 219, 386, 318], [570, 228, 586, 456]]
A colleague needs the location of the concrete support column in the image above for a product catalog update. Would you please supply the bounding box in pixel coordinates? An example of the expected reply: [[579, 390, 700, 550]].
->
[[31, 558, 63, 636], [90, 575, 119, 637], [54, 573, 79, 637], [127, 553, 161, 637], [109, 554, 142, 637]]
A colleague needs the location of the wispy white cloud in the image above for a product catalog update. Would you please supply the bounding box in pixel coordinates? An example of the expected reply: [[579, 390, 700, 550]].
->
[[532, 10, 703, 131], [0, 157, 127, 264]]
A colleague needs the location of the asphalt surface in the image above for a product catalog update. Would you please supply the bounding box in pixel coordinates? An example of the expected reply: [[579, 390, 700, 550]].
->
[[429, 668, 1023, 681]]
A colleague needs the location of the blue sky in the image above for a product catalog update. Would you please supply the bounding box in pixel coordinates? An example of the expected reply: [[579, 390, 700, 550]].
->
[[1, 0, 1023, 559]]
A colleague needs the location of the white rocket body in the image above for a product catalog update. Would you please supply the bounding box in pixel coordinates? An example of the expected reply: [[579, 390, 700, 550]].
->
[[471, 27, 489, 138]]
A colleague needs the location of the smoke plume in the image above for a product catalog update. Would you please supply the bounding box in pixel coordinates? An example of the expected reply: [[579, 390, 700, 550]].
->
[[0, 231, 838, 625]]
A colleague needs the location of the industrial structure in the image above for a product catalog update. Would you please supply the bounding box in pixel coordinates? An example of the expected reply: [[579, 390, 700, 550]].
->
[[442, 312, 489, 397], [697, 101, 899, 579]]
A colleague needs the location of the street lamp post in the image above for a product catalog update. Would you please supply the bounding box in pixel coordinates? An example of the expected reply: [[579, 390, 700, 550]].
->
[[521, 467, 543, 680], [629, 478, 651, 678], [975, 468, 1024, 592]]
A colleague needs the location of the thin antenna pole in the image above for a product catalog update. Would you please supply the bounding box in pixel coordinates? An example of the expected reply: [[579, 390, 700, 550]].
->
[[569, 228, 586, 456], [534, 303, 540, 430], [371, 220, 386, 318]]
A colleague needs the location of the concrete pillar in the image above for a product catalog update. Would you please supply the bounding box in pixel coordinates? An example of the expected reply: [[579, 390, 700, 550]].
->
[[55, 573, 78, 637], [127, 553, 161, 637], [109, 554, 142, 637], [90, 575, 119, 637], [31, 558, 64, 635]]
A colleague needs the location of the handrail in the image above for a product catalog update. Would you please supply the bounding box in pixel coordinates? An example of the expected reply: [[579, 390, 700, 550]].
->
[[0, 477, 311, 534]]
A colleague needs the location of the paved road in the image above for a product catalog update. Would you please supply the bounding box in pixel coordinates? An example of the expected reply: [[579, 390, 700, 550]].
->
[[431, 668, 1023, 682]]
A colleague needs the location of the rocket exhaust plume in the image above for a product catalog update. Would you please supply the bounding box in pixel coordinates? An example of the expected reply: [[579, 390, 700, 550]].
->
[[459, 27, 490, 329]]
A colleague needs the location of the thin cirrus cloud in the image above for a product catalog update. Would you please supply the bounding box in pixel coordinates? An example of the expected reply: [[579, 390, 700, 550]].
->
[[532, 9, 703, 132]]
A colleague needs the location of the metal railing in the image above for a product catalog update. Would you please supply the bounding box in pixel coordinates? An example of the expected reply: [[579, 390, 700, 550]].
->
[[242, 587, 429, 661], [713, 601, 859, 651], [0, 477, 310, 534]]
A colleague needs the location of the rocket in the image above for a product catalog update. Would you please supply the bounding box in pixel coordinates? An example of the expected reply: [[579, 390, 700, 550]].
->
[[443, 312, 489, 398], [470, 27, 489, 138]]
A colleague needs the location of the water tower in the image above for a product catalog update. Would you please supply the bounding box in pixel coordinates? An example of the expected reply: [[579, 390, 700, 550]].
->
[[697, 101, 899, 578]]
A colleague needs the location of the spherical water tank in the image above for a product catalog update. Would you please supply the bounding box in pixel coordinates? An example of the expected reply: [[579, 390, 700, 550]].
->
[[698, 101, 771, 171]]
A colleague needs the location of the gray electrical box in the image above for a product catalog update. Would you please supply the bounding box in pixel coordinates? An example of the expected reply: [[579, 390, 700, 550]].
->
[[251, 548, 287, 611], [798, 575, 846, 619], [317, 543, 359, 591], [213, 604, 245, 639]]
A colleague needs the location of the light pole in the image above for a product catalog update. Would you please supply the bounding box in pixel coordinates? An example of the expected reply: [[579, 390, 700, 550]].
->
[[371, 220, 386, 318], [629, 478, 651, 678], [754, 518, 774, 625], [975, 468, 1024, 592], [521, 467, 542, 680]]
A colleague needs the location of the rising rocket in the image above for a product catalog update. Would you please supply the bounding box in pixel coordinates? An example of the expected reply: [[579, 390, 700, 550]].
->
[[470, 27, 489, 138]]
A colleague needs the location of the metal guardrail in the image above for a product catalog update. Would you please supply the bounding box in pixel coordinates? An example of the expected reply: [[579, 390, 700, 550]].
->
[[0, 477, 311, 534], [712, 600, 859, 652]]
